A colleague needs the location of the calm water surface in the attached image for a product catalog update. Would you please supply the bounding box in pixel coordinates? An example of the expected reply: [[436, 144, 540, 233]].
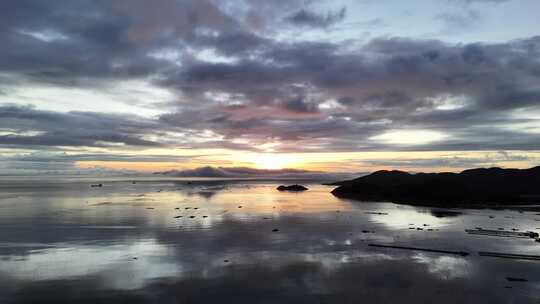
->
[[1, 178, 539, 303]]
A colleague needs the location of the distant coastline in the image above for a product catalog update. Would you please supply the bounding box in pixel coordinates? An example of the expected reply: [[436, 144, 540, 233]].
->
[[330, 166, 540, 207]]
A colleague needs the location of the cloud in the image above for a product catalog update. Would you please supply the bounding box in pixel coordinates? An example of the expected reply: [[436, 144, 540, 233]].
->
[[0, 104, 161, 148], [0, 1, 539, 159], [449, 0, 510, 4], [355, 151, 538, 170], [0, 151, 208, 175], [436, 9, 481, 34], [285, 7, 347, 28], [156, 35, 540, 152], [0, 0, 246, 87], [4, 32, 540, 153]]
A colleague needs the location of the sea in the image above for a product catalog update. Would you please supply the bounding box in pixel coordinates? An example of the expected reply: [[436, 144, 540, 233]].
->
[[0, 176, 539, 303]]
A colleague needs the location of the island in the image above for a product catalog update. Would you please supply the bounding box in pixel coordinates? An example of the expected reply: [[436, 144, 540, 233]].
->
[[330, 166, 540, 206], [277, 184, 309, 192]]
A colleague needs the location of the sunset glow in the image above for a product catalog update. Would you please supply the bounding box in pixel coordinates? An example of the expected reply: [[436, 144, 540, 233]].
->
[[2, 1, 540, 302], [1, 0, 539, 176]]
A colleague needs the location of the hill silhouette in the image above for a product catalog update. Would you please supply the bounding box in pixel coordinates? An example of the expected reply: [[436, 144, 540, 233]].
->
[[331, 166, 540, 206]]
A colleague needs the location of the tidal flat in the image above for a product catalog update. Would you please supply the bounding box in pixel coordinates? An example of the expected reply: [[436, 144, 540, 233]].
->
[[1, 177, 539, 303]]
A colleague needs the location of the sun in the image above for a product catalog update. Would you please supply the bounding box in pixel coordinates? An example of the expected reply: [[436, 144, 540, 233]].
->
[[248, 154, 297, 170]]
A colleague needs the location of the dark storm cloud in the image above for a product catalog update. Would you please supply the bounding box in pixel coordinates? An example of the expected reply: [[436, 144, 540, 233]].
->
[[0, 0, 323, 86], [0, 0, 246, 85], [282, 97, 320, 113], [0, 0, 539, 154], [0, 3, 151, 84]]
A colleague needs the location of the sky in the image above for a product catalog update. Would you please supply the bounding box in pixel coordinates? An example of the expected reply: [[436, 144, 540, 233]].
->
[[1, 0, 540, 175]]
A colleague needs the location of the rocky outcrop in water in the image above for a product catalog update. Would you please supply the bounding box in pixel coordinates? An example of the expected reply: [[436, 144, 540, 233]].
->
[[277, 184, 308, 192]]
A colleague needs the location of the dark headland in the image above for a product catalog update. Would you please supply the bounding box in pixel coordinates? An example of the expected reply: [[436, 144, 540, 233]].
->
[[330, 166, 540, 206]]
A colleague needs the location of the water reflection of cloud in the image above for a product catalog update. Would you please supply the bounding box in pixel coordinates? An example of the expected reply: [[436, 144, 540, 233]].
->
[[4, 255, 524, 304], [2, 181, 540, 303], [0, 239, 179, 290], [413, 253, 471, 280]]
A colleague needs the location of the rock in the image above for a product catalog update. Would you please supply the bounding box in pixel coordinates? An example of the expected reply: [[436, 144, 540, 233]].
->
[[276, 184, 308, 192], [480, 251, 540, 260], [365, 211, 388, 215], [506, 277, 528, 282], [369, 243, 469, 256], [430, 210, 463, 218], [527, 231, 539, 238], [466, 229, 540, 240]]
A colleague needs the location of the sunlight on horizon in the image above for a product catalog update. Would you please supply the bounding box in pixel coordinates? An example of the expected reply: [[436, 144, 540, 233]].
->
[[247, 153, 301, 170], [73, 150, 540, 174]]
